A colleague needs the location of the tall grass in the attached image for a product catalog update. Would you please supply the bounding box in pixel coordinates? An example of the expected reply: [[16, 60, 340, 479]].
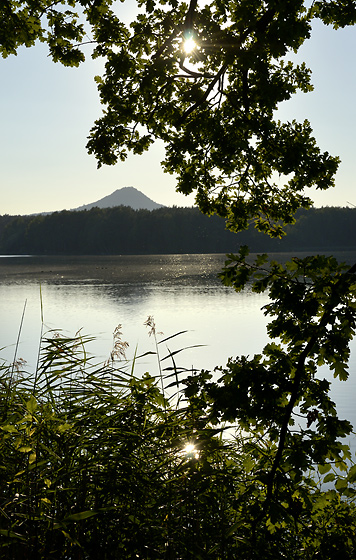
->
[[0, 322, 241, 559], [1, 322, 356, 559]]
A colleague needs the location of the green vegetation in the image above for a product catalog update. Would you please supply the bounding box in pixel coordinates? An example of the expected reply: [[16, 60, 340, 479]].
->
[[2, 1, 356, 557], [1, 206, 356, 255], [2, 258, 356, 559]]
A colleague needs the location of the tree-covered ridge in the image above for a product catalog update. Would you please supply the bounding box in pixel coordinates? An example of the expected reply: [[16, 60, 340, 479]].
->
[[1, 205, 356, 255]]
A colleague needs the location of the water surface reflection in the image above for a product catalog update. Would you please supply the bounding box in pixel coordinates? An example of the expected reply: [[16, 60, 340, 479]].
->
[[1, 253, 355, 434]]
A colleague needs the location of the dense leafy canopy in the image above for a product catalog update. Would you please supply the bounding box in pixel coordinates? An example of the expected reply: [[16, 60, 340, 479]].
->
[[2, 1, 356, 234]]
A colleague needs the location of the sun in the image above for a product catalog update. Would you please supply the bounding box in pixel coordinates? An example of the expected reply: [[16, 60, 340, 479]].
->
[[182, 443, 200, 459], [183, 36, 197, 54]]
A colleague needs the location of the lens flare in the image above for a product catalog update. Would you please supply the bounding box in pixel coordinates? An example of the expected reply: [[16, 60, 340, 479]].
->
[[183, 443, 199, 459], [183, 37, 197, 54]]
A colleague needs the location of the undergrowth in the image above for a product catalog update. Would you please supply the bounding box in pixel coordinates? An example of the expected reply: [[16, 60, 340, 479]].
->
[[1, 313, 356, 559]]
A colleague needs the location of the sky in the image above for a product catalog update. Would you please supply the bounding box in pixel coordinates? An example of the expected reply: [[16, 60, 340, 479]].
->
[[1, 7, 356, 216]]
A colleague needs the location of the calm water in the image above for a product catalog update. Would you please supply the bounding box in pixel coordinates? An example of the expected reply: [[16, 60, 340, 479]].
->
[[1, 252, 356, 434]]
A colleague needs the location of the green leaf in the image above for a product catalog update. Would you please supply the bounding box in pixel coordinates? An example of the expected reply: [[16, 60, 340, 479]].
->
[[28, 452, 36, 464], [242, 456, 254, 473], [57, 423, 72, 433], [323, 473, 336, 484], [335, 477, 348, 492], [347, 464, 356, 483], [332, 361, 349, 381], [0, 529, 26, 541], [318, 463, 331, 475], [0, 424, 17, 433], [64, 510, 98, 522], [26, 395, 38, 414]]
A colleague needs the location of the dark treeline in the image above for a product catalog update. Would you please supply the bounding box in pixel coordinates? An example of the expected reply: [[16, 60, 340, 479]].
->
[[0, 205, 355, 255]]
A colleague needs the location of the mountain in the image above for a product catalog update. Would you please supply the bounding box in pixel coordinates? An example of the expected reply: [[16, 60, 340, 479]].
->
[[73, 187, 165, 212]]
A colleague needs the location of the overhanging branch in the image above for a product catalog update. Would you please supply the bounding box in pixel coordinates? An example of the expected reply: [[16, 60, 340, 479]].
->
[[176, 62, 228, 125]]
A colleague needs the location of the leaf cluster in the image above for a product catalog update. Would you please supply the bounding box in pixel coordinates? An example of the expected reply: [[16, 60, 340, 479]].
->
[[84, 0, 345, 235], [214, 250, 356, 507]]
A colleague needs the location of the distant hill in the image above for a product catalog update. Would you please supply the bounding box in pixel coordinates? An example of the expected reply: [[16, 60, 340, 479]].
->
[[73, 187, 164, 212]]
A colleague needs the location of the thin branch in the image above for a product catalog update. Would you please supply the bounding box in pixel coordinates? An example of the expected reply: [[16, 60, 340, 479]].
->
[[152, 27, 181, 59], [38, 1, 64, 19], [173, 73, 207, 79], [72, 40, 97, 48], [176, 63, 228, 125], [178, 61, 214, 78]]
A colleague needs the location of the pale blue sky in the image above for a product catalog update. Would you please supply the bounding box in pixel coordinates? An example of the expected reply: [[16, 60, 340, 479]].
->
[[1, 11, 355, 215]]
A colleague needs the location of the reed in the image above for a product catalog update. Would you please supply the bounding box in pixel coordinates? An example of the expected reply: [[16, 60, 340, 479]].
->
[[0, 322, 240, 559], [1, 320, 356, 559]]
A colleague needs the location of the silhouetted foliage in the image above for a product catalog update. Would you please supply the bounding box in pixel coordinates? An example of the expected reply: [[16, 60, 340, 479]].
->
[[2, 1, 356, 558], [2, 1, 353, 235]]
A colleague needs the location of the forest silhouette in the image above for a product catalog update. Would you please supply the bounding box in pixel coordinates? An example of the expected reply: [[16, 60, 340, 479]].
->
[[1, 206, 355, 255]]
